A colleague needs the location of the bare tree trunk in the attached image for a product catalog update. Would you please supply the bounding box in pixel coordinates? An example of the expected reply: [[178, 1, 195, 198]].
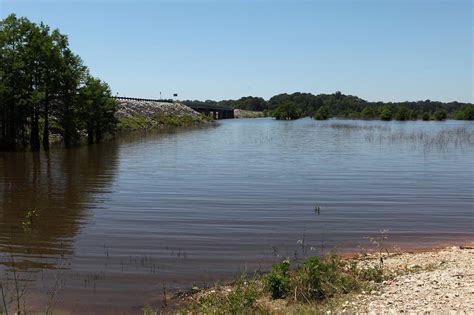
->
[[87, 126, 94, 145], [42, 96, 50, 151], [30, 108, 40, 151]]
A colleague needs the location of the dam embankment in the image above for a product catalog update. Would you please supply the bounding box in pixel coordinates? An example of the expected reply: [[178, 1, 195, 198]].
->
[[114, 98, 209, 130]]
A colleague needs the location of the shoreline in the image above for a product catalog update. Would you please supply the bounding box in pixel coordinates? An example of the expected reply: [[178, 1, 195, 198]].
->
[[346, 243, 474, 313], [339, 238, 474, 260], [169, 242, 474, 314]]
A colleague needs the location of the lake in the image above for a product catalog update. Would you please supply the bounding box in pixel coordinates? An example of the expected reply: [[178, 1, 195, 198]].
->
[[0, 118, 473, 314]]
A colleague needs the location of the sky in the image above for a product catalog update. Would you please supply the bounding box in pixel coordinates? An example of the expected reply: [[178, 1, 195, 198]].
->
[[1, 0, 472, 102]]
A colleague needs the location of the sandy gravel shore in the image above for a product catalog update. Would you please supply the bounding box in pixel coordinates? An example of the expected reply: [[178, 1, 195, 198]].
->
[[344, 244, 474, 314]]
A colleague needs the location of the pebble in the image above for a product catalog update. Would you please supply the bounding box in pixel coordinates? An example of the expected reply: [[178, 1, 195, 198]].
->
[[346, 245, 474, 313]]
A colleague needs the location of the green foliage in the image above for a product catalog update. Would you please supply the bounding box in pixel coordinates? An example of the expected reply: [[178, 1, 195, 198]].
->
[[142, 305, 158, 315], [154, 113, 205, 127], [272, 101, 303, 120], [379, 106, 392, 121], [180, 252, 392, 314], [227, 277, 259, 313], [408, 109, 418, 120], [361, 106, 377, 119], [185, 93, 473, 121], [433, 107, 448, 121], [314, 205, 321, 215], [395, 106, 409, 121], [264, 259, 290, 299], [314, 106, 330, 120], [78, 76, 117, 144], [454, 105, 474, 120], [422, 112, 431, 121], [0, 14, 116, 151], [183, 275, 264, 314], [293, 256, 359, 301], [117, 115, 150, 130], [355, 264, 384, 283], [117, 114, 205, 131]]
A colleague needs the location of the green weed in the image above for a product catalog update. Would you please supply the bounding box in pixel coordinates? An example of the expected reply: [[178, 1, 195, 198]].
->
[[263, 259, 290, 299]]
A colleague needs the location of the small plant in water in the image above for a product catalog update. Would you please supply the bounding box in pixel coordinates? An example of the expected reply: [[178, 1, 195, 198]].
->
[[22, 208, 40, 233], [314, 204, 321, 215]]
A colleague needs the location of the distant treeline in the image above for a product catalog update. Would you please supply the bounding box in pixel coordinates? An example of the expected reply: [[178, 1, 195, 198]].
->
[[0, 14, 117, 151], [184, 92, 474, 121]]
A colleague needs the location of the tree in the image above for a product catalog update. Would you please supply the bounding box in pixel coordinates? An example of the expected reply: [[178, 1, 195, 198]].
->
[[422, 112, 431, 121], [78, 76, 117, 144], [55, 35, 87, 148], [379, 106, 392, 121], [0, 14, 116, 151], [24, 21, 55, 151], [361, 106, 376, 119], [408, 109, 418, 120], [314, 106, 330, 120], [0, 15, 37, 150], [454, 105, 474, 120], [41, 27, 64, 150], [272, 101, 302, 120], [395, 106, 409, 121], [433, 108, 447, 121]]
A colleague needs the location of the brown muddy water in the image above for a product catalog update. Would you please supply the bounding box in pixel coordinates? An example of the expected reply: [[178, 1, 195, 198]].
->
[[0, 118, 473, 314]]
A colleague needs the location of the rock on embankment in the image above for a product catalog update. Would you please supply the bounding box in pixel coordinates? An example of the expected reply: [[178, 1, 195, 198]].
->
[[115, 98, 207, 130], [234, 109, 265, 118], [116, 99, 200, 119]]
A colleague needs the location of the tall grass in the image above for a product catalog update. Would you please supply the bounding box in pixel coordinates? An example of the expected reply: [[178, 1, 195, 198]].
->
[[326, 123, 473, 153], [371, 127, 473, 152]]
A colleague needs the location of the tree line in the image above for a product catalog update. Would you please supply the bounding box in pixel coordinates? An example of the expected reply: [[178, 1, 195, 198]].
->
[[0, 14, 116, 151], [184, 92, 474, 121]]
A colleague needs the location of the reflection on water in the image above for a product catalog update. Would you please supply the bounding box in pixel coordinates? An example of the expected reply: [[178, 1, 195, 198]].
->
[[0, 144, 118, 270], [0, 119, 473, 314]]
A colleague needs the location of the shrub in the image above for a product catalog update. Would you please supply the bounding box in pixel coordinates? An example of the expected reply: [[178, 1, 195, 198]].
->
[[422, 112, 431, 121], [294, 255, 359, 301], [408, 109, 418, 120], [264, 259, 290, 299], [433, 108, 447, 121], [454, 105, 474, 120], [395, 106, 409, 121], [361, 106, 376, 119], [180, 253, 389, 313], [227, 277, 259, 313], [272, 101, 303, 120], [314, 106, 330, 120], [183, 275, 263, 314], [379, 107, 392, 121], [117, 115, 150, 130], [356, 265, 384, 283]]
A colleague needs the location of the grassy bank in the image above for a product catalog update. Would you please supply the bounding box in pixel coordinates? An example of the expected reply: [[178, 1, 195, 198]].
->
[[154, 244, 474, 314], [164, 252, 389, 314], [117, 113, 210, 131]]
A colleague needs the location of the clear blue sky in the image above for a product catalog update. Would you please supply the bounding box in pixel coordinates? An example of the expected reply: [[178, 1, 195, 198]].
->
[[1, 0, 472, 102]]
